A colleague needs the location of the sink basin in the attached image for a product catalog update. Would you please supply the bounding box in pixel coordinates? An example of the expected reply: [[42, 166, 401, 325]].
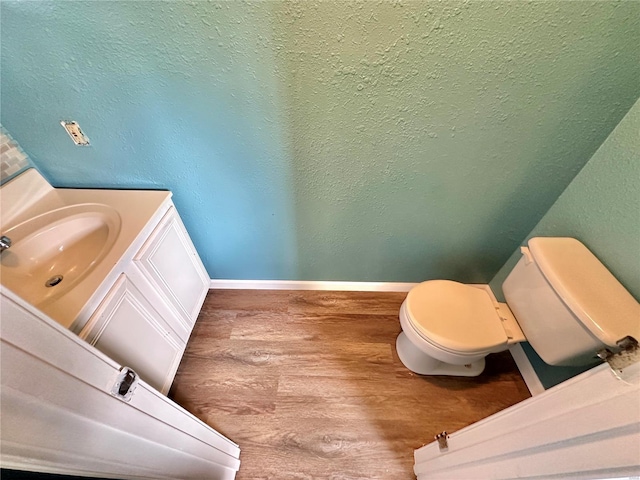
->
[[0, 203, 121, 308]]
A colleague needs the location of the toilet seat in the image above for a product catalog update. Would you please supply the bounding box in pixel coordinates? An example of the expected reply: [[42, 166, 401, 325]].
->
[[404, 280, 508, 354]]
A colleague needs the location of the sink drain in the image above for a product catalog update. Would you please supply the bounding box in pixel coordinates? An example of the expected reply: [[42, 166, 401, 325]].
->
[[45, 275, 64, 288]]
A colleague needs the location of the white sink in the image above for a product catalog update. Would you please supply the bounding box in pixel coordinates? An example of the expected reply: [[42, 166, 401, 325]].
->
[[1, 204, 121, 309], [0, 168, 172, 330]]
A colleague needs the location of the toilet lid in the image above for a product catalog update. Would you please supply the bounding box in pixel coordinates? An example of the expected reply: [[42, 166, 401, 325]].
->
[[405, 280, 508, 354]]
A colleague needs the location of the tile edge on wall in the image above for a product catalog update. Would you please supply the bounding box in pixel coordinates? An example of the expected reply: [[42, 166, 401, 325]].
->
[[209, 279, 419, 292], [0, 125, 32, 183]]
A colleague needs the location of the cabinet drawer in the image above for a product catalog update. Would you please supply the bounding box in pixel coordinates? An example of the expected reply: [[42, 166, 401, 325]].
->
[[134, 207, 209, 329]]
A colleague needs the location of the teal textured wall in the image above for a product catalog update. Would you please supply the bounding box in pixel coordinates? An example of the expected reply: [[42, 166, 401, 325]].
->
[[2, 1, 639, 281], [490, 98, 640, 389]]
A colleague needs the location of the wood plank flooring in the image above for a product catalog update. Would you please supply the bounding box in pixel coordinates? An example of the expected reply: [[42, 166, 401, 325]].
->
[[169, 290, 531, 480]]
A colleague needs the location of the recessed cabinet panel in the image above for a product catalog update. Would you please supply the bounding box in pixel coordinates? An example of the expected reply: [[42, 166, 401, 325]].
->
[[80, 274, 183, 394], [124, 262, 191, 344], [135, 207, 209, 328]]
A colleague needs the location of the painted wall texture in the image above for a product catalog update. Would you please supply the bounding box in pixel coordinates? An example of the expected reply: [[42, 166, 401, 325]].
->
[[490, 98, 640, 389], [1, 1, 639, 281]]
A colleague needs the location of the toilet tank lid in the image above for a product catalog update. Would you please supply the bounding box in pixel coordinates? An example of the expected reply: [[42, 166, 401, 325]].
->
[[528, 237, 640, 347]]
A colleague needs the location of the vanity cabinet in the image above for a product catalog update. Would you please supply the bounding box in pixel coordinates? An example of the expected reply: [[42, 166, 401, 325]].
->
[[79, 204, 209, 394]]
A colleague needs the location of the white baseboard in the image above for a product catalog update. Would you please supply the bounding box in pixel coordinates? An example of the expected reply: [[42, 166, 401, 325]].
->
[[209, 279, 418, 292], [509, 343, 545, 396]]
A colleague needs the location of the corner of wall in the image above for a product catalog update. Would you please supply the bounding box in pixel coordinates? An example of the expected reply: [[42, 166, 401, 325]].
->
[[489, 99, 640, 390]]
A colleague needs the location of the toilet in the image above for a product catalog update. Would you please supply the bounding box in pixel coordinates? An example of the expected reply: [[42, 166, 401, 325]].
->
[[396, 237, 640, 376]]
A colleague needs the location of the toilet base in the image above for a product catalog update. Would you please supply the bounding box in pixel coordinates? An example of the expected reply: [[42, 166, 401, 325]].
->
[[396, 332, 485, 377]]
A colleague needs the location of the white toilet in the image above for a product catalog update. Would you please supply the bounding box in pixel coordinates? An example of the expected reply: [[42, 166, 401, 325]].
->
[[396, 237, 640, 376]]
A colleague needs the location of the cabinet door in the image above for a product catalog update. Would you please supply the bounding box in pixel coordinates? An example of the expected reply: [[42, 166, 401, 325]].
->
[[2, 288, 240, 480], [134, 206, 209, 330], [79, 274, 184, 394]]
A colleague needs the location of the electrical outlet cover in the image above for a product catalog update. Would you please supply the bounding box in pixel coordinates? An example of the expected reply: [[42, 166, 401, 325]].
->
[[60, 121, 90, 146]]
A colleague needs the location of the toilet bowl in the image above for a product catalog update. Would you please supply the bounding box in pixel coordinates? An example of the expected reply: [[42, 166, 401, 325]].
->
[[396, 280, 524, 376], [395, 237, 640, 377]]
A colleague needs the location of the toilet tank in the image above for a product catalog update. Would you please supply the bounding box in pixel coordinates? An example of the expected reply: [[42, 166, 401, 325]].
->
[[503, 237, 640, 366]]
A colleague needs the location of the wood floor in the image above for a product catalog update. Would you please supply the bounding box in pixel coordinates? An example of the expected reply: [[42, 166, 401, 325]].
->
[[169, 290, 531, 480]]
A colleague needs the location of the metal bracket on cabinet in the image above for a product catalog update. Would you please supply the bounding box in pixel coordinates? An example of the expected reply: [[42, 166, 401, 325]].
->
[[435, 431, 449, 452]]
